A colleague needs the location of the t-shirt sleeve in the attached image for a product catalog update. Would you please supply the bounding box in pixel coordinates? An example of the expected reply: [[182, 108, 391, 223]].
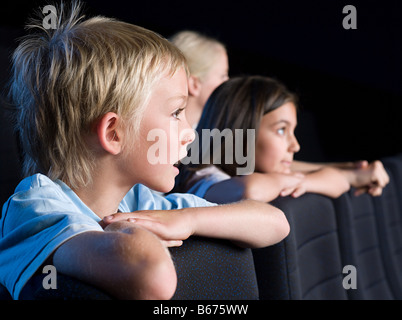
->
[[0, 175, 102, 300], [119, 183, 217, 212]]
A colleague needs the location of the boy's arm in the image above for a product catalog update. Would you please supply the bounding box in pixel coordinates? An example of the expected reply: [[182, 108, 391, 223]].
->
[[291, 160, 358, 172], [297, 166, 351, 198], [188, 200, 290, 248], [51, 221, 177, 300], [288, 160, 389, 198], [102, 200, 290, 249], [339, 160, 389, 196]]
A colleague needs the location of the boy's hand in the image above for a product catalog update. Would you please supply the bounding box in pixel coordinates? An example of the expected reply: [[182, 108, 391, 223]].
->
[[350, 160, 390, 196], [101, 210, 194, 247]]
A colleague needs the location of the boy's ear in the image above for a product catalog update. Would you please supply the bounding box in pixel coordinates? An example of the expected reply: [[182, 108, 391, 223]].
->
[[96, 112, 122, 155], [188, 75, 202, 97]]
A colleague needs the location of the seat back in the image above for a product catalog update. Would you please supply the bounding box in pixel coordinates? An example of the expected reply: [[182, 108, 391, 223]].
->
[[170, 236, 259, 300], [254, 193, 348, 299], [334, 192, 394, 299]]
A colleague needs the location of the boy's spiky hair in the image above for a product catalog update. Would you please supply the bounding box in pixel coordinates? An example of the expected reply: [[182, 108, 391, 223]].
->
[[9, 1, 188, 188]]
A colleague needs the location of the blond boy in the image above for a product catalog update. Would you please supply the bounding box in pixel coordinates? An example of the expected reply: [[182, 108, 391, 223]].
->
[[0, 3, 289, 299]]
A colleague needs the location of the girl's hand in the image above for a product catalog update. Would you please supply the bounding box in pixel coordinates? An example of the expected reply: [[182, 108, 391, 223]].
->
[[101, 210, 194, 247], [235, 172, 304, 202], [278, 172, 306, 198]]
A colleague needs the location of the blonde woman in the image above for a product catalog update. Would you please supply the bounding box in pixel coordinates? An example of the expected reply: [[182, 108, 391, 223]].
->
[[170, 31, 229, 127]]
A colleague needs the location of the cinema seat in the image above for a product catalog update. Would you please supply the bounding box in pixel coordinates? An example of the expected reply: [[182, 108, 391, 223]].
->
[[254, 193, 347, 299], [334, 192, 394, 299], [170, 236, 259, 300]]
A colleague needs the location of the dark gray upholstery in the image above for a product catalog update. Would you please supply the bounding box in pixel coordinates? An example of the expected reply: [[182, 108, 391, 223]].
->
[[334, 192, 394, 299], [254, 193, 347, 300], [170, 237, 258, 300]]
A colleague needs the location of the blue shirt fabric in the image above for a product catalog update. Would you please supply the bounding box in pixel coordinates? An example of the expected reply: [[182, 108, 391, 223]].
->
[[0, 174, 215, 299], [186, 166, 231, 198]]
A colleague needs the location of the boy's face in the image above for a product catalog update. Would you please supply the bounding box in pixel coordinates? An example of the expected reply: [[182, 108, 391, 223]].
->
[[129, 67, 195, 192], [254, 102, 300, 174]]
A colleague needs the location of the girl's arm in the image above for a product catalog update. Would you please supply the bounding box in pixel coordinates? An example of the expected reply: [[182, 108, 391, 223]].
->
[[203, 172, 304, 204], [102, 200, 290, 249]]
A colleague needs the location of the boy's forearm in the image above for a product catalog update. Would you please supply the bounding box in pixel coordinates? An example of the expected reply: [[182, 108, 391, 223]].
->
[[292, 160, 356, 172], [304, 167, 350, 198], [102, 201, 290, 249], [187, 200, 289, 248], [292, 160, 325, 172]]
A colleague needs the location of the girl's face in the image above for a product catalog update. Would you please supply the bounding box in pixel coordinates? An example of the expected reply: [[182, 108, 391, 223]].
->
[[254, 102, 300, 174], [124, 67, 195, 193]]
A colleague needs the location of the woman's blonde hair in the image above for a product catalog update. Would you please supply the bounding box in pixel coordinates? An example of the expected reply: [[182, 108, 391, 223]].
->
[[170, 30, 225, 81], [9, 1, 187, 188]]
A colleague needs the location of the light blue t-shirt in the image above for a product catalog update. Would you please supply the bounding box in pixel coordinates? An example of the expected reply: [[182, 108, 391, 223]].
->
[[0, 174, 215, 299]]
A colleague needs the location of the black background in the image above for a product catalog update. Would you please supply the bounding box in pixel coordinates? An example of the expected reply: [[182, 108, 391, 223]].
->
[[1, 0, 401, 162]]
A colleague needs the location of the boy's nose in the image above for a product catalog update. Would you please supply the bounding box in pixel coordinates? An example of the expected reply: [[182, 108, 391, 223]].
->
[[181, 114, 196, 146], [181, 128, 195, 146]]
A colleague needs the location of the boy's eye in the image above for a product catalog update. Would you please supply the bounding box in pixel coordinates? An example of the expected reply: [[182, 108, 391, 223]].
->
[[172, 108, 184, 120]]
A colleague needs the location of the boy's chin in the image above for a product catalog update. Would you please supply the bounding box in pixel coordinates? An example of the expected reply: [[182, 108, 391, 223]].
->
[[149, 182, 174, 194]]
